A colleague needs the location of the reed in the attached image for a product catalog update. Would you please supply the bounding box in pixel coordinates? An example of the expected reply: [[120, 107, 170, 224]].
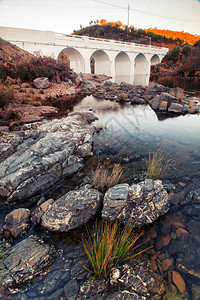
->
[[82, 220, 150, 278]]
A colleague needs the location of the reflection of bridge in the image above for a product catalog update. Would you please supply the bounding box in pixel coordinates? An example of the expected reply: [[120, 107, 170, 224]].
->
[[0, 27, 168, 86]]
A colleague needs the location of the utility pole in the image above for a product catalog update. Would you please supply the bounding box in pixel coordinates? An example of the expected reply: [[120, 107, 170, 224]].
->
[[127, 4, 130, 36]]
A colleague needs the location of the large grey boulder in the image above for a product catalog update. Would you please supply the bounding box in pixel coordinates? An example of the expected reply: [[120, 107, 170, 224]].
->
[[102, 180, 169, 227], [0, 112, 97, 202], [41, 185, 103, 231], [1, 235, 55, 286]]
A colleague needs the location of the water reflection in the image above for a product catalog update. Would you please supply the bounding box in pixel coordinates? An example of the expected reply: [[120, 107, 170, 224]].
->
[[151, 75, 200, 94], [73, 96, 200, 181]]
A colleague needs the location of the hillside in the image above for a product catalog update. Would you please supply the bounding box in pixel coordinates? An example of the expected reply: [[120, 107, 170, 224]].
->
[[0, 38, 32, 63], [73, 21, 200, 48]]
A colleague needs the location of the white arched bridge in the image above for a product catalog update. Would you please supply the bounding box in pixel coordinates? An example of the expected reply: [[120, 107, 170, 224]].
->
[[0, 26, 168, 86]]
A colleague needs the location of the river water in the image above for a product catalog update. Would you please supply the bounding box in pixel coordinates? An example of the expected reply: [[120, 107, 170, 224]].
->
[[3, 93, 200, 299]]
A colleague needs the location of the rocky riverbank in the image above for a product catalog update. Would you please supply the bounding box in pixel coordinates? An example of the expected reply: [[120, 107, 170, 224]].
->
[[1, 77, 200, 299]]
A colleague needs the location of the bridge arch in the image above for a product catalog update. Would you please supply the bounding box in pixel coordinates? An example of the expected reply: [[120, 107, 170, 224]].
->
[[91, 50, 111, 75], [115, 51, 131, 84], [58, 47, 85, 73], [150, 54, 161, 66], [134, 53, 148, 86]]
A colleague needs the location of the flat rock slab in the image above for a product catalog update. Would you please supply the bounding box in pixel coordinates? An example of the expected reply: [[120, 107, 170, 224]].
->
[[2, 235, 55, 286], [42, 185, 103, 232], [102, 179, 169, 228], [0, 112, 96, 202]]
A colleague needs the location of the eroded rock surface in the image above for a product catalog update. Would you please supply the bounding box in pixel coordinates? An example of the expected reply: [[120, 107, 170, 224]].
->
[[2, 235, 55, 286], [41, 185, 103, 231], [102, 180, 169, 227], [0, 112, 97, 202], [110, 261, 165, 297], [3, 208, 30, 239]]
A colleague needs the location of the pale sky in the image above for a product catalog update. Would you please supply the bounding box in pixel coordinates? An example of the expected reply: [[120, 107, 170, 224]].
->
[[0, 0, 200, 36]]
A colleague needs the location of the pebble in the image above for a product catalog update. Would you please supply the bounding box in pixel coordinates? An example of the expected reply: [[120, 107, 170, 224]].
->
[[161, 258, 173, 272], [172, 271, 186, 294]]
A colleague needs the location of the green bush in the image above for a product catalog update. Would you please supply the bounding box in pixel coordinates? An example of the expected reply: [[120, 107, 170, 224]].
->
[[165, 46, 181, 62]]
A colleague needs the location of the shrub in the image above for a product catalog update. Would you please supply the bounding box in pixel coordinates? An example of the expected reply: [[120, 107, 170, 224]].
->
[[93, 163, 123, 192], [145, 151, 169, 180], [0, 84, 14, 108], [1, 54, 75, 83], [82, 220, 149, 278], [164, 46, 181, 62]]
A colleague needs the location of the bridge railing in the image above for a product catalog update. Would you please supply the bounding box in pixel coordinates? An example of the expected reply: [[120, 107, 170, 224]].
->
[[54, 32, 168, 53]]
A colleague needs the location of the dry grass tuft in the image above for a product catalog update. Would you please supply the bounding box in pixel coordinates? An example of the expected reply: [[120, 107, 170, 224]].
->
[[93, 163, 124, 192], [0, 84, 14, 108], [145, 151, 170, 180]]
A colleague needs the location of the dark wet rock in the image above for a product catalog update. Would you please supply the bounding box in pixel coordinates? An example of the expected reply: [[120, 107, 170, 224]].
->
[[64, 279, 79, 298], [76, 142, 92, 158], [2, 235, 55, 286], [110, 261, 165, 297], [71, 258, 89, 280], [46, 288, 64, 300], [168, 103, 183, 113], [169, 87, 185, 99], [159, 215, 172, 234], [0, 112, 96, 202], [31, 198, 54, 224], [149, 95, 161, 110], [166, 240, 187, 255], [33, 77, 51, 89], [182, 187, 200, 205], [155, 233, 171, 250], [175, 234, 200, 281], [187, 219, 200, 239], [35, 267, 69, 296], [42, 185, 103, 232], [192, 283, 200, 300], [190, 105, 200, 113], [182, 203, 200, 218], [183, 104, 189, 113], [3, 208, 30, 239], [149, 92, 180, 111], [102, 180, 169, 228], [168, 192, 180, 205], [150, 84, 169, 93]]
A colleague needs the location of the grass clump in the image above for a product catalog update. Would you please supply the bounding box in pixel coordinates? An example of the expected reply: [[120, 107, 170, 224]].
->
[[82, 220, 149, 278], [145, 151, 169, 180], [0, 84, 14, 108], [93, 163, 123, 192]]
